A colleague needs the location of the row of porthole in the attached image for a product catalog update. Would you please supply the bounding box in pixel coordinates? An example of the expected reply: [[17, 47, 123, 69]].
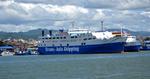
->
[[39, 43, 87, 46], [42, 36, 95, 40], [42, 36, 78, 40], [84, 37, 96, 40], [39, 44, 70, 46], [42, 37, 66, 40]]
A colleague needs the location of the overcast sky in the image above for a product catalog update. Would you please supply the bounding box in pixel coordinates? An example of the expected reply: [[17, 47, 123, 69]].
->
[[0, 0, 150, 32]]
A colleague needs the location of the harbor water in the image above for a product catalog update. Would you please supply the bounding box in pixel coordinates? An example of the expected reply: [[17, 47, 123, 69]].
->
[[0, 51, 150, 79]]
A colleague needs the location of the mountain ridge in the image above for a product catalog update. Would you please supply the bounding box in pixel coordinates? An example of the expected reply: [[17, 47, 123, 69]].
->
[[0, 29, 149, 39]]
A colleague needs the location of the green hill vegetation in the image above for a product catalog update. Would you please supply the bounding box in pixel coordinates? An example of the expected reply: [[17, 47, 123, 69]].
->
[[0, 29, 150, 40]]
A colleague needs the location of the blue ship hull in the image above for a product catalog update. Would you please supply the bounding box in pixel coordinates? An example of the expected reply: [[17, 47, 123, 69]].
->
[[124, 45, 141, 52], [140, 46, 150, 50], [38, 42, 125, 55]]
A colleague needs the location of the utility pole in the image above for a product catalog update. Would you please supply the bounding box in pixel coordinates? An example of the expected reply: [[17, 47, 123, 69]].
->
[[71, 21, 75, 29]]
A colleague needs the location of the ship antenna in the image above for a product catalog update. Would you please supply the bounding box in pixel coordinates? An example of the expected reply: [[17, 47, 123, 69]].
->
[[42, 30, 44, 36], [71, 21, 75, 29], [101, 21, 104, 32], [121, 26, 123, 37]]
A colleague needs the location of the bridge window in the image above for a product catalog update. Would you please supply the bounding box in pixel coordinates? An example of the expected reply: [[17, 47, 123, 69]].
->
[[75, 36, 77, 38], [81, 43, 86, 45], [71, 36, 74, 38], [93, 37, 96, 39], [71, 36, 78, 38]]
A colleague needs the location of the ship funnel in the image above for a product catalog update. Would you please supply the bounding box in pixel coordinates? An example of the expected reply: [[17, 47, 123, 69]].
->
[[42, 30, 44, 36], [59, 29, 64, 32], [49, 30, 52, 36]]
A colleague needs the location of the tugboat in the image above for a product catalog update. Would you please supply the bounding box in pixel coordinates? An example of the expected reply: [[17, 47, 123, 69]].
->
[[141, 41, 150, 50], [112, 32, 141, 52], [124, 36, 141, 52]]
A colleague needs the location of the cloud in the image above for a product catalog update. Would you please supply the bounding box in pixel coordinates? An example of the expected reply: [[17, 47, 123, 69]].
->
[[0, 0, 150, 32], [15, 0, 85, 7], [0, 24, 34, 32], [141, 11, 150, 18], [119, 0, 150, 10], [15, 0, 150, 10], [0, 0, 90, 24]]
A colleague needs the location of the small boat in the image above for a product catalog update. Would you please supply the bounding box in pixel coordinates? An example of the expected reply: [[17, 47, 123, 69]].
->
[[1, 51, 14, 56], [27, 48, 39, 55], [140, 41, 150, 50], [15, 51, 31, 56]]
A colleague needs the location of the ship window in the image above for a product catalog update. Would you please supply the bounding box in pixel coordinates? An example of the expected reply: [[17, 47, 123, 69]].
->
[[84, 38, 87, 40], [71, 36, 74, 38], [53, 37, 55, 39], [57, 37, 59, 39], [64, 37, 66, 39], [49, 38, 51, 39], [60, 37, 63, 39], [67, 44, 69, 46], [52, 44, 55, 46], [93, 37, 96, 39], [75, 36, 77, 38], [43, 41, 44, 43], [81, 43, 86, 45], [42, 38, 44, 39], [45, 38, 48, 39], [88, 38, 92, 40], [60, 44, 62, 46]]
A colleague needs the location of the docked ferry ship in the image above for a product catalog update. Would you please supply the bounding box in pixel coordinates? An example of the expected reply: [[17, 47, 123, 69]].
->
[[37, 29, 127, 54]]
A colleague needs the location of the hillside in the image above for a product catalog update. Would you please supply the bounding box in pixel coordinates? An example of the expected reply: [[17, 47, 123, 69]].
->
[[0, 29, 150, 39], [0, 29, 48, 40]]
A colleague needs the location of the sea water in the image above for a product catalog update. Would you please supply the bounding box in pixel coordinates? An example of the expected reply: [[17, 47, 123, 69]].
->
[[0, 51, 150, 79]]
